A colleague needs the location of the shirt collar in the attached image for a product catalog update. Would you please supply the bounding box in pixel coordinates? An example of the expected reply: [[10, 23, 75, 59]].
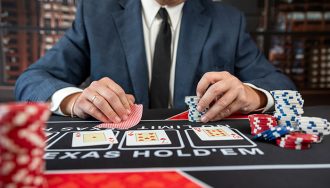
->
[[141, 0, 185, 30]]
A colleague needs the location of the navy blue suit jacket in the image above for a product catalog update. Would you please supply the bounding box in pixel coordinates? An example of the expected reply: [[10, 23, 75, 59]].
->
[[15, 0, 295, 108]]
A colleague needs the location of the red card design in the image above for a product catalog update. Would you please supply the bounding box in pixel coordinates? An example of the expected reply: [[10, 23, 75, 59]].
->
[[95, 104, 143, 130]]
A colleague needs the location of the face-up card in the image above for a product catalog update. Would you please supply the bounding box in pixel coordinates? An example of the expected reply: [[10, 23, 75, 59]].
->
[[126, 130, 171, 146], [192, 127, 243, 141], [72, 130, 118, 147]]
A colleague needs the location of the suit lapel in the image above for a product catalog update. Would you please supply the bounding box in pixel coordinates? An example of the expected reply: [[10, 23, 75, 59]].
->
[[174, 0, 212, 108], [112, 0, 149, 106]]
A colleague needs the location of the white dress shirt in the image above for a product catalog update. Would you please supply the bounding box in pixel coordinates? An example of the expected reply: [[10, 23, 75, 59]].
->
[[50, 0, 274, 115]]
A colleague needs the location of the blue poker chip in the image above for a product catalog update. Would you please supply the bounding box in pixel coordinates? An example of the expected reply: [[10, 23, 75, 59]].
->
[[275, 104, 302, 109], [273, 96, 301, 100], [274, 115, 297, 122], [277, 109, 301, 114], [275, 99, 304, 104], [298, 122, 329, 127], [253, 126, 292, 141], [275, 102, 303, 107], [271, 90, 299, 95], [278, 121, 295, 126], [301, 127, 329, 132], [298, 128, 323, 133]]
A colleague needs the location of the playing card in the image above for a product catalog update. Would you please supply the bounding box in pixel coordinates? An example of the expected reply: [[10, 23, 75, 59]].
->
[[192, 127, 243, 141], [96, 104, 143, 130], [72, 130, 118, 147], [126, 130, 171, 146]]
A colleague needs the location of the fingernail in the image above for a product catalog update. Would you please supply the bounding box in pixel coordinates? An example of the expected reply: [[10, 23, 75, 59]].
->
[[197, 92, 201, 98], [115, 116, 121, 123], [123, 115, 128, 121], [201, 116, 208, 123], [197, 106, 203, 112], [127, 109, 131, 114]]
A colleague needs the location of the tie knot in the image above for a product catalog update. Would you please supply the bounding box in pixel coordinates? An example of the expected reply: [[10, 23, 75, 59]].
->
[[158, 8, 169, 21]]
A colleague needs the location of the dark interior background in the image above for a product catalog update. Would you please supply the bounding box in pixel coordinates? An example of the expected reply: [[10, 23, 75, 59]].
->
[[1, 0, 329, 105]]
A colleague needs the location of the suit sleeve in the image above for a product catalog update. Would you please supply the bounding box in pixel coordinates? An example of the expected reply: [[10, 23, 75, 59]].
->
[[15, 0, 90, 102], [233, 13, 296, 91]]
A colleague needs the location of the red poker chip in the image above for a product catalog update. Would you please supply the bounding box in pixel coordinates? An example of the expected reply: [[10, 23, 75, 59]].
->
[[250, 119, 277, 123], [251, 128, 268, 132], [249, 119, 277, 123], [278, 140, 310, 147], [249, 119, 277, 124], [250, 122, 277, 125], [250, 124, 277, 129], [0, 102, 50, 187], [250, 126, 271, 129], [277, 144, 311, 150], [0, 103, 50, 153], [250, 124, 277, 128], [248, 114, 278, 136], [248, 115, 276, 120], [276, 138, 310, 146], [284, 132, 319, 143], [248, 114, 275, 118], [276, 139, 311, 150], [248, 116, 276, 121]]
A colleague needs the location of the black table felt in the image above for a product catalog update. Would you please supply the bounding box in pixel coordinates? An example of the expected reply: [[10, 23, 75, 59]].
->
[[45, 106, 330, 188]]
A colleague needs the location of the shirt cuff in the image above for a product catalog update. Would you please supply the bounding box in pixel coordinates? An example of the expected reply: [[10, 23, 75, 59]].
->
[[243, 83, 274, 113], [50, 87, 83, 116]]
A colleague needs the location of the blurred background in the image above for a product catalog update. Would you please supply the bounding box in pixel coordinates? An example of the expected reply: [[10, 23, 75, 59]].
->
[[0, 0, 329, 105]]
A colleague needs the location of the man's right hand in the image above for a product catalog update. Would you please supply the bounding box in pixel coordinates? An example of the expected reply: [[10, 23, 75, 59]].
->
[[60, 77, 135, 123]]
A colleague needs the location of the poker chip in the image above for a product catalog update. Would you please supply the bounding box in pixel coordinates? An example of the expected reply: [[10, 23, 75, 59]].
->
[[275, 132, 316, 150], [185, 96, 208, 122], [296, 116, 330, 136], [271, 90, 304, 129], [249, 90, 329, 150], [0, 102, 50, 187], [253, 125, 293, 141], [276, 138, 311, 150], [248, 114, 277, 135], [284, 132, 319, 144]]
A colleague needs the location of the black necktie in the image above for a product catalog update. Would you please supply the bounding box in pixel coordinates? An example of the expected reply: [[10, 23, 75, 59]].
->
[[149, 8, 172, 109]]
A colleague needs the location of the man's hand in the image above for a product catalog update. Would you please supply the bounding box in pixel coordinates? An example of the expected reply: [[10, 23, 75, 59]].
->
[[60, 77, 135, 123], [196, 72, 267, 123]]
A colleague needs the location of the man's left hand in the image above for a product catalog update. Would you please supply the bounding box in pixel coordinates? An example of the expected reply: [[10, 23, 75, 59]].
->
[[196, 71, 267, 123]]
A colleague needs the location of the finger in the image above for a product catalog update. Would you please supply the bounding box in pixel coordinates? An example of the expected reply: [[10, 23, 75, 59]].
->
[[72, 97, 90, 119], [197, 80, 230, 112], [77, 98, 109, 122], [210, 99, 242, 121], [90, 81, 128, 120], [101, 78, 131, 111], [201, 89, 238, 123], [196, 72, 229, 97], [126, 94, 135, 106], [90, 94, 122, 123]]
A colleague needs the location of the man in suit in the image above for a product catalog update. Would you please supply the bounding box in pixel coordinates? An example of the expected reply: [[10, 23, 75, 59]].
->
[[15, 0, 295, 123]]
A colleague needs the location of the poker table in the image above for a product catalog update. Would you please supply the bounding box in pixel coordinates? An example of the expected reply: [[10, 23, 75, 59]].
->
[[44, 106, 330, 188]]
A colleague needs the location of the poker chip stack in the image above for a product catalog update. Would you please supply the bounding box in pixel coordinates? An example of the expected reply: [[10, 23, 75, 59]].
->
[[296, 116, 330, 137], [271, 90, 304, 128], [0, 103, 50, 188], [250, 90, 329, 150], [276, 132, 319, 150], [248, 114, 278, 136], [253, 125, 294, 141], [185, 96, 208, 122]]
